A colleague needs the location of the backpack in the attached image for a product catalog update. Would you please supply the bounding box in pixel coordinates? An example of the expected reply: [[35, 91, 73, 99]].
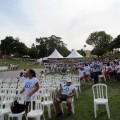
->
[[11, 101, 25, 114]]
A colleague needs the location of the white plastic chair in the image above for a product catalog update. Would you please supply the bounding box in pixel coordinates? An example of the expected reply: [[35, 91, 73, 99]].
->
[[2, 94, 13, 106], [72, 76, 81, 93], [8, 111, 25, 120], [92, 83, 110, 119], [98, 70, 106, 82], [0, 88, 8, 104], [8, 92, 25, 120], [26, 93, 45, 120], [61, 97, 75, 114], [0, 102, 11, 120], [41, 88, 53, 119]]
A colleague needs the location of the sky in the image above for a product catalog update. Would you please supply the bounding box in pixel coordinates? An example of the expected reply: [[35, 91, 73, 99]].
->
[[0, 0, 120, 51]]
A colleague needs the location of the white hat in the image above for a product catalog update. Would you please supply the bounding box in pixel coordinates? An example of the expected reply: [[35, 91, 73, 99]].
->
[[66, 77, 72, 82]]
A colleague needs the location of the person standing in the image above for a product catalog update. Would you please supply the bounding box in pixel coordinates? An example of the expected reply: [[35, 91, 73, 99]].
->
[[20, 69, 39, 113], [92, 63, 100, 84], [17, 72, 23, 82]]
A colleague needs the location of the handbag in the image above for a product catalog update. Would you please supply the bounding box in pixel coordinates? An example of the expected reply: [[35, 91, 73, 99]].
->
[[11, 101, 25, 114], [60, 94, 68, 101]]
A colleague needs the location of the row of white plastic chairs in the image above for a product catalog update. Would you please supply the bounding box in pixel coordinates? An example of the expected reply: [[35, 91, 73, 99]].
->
[[0, 86, 59, 120], [0, 75, 81, 119], [0, 83, 110, 120]]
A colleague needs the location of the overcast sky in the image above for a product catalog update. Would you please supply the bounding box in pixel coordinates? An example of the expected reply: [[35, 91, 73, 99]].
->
[[0, 0, 120, 51]]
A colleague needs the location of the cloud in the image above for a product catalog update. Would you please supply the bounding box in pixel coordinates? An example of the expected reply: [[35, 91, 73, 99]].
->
[[0, 0, 120, 50]]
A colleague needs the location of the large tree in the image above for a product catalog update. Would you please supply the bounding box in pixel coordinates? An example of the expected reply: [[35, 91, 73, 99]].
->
[[77, 49, 86, 57], [108, 35, 120, 52], [113, 35, 120, 50], [1, 36, 28, 57], [28, 43, 39, 59], [86, 31, 113, 57], [36, 35, 70, 58]]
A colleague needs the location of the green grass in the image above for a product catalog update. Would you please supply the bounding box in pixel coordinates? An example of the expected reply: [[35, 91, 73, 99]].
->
[[0, 59, 44, 70], [7, 80, 120, 120], [1, 58, 120, 119], [43, 80, 120, 120]]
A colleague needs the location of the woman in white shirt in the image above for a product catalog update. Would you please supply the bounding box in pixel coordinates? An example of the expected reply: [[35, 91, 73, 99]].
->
[[20, 69, 39, 113]]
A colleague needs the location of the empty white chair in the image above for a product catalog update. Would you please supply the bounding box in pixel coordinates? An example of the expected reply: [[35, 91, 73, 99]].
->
[[41, 88, 53, 119], [98, 70, 106, 82], [26, 93, 45, 120], [92, 83, 110, 119], [72, 76, 81, 93], [2, 94, 13, 106], [0, 102, 11, 120]]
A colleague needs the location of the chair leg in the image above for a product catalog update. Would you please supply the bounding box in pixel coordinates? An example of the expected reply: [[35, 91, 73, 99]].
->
[[61, 103, 64, 113], [71, 103, 75, 114], [99, 77, 101, 82], [104, 76, 106, 81], [18, 116, 22, 120], [47, 105, 51, 119], [94, 103, 97, 118], [0, 115, 4, 120], [96, 104, 98, 111], [37, 116, 40, 120], [26, 116, 28, 120], [43, 114, 45, 120], [79, 86, 81, 93], [75, 89, 78, 98], [106, 103, 110, 119]]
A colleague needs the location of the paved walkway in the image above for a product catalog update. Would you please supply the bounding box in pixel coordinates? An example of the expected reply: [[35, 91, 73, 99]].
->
[[0, 68, 44, 79]]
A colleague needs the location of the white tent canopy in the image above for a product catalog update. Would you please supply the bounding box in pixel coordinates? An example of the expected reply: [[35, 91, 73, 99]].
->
[[66, 49, 83, 58], [43, 57, 48, 60], [47, 49, 63, 58], [37, 58, 43, 63]]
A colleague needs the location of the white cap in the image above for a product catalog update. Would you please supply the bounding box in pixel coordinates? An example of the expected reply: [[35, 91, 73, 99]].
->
[[66, 77, 72, 82]]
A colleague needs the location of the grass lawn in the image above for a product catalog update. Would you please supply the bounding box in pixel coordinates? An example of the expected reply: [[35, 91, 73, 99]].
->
[[4, 80, 120, 120], [1, 59, 120, 119], [0, 59, 44, 70], [42, 80, 120, 120]]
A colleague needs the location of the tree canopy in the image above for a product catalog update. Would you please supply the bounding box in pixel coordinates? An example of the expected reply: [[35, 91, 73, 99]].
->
[[0, 36, 28, 57], [86, 31, 113, 57], [36, 35, 70, 58], [107, 35, 120, 52]]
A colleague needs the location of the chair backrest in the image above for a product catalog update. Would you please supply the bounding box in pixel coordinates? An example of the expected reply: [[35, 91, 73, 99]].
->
[[30, 93, 44, 111], [92, 83, 108, 99], [17, 92, 24, 104], [40, 88, 52, 101]]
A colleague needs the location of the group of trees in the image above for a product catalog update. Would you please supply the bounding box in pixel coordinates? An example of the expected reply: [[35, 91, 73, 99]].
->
[[35, 35, 70, 58], [0, 35, 71, 59], [86, 31, 120, 57], [0, 36, 29, 58], [0, 31, 119, 59]]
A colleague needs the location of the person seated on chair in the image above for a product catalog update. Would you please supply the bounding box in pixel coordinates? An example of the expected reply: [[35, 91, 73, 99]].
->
[[54, 77, 76, 116]]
